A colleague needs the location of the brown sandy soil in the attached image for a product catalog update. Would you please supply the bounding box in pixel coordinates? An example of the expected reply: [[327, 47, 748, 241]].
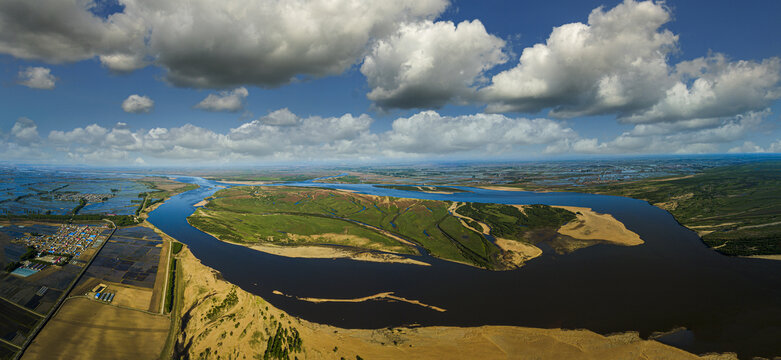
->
[[414, 186, 455, 194], [174, 247, 734, 360], [272, 290, 446, 312], [228, 242, 428, 266], [23, 297, 168, 360], [76, 247, 98, 261], [495, 238, 543, 268], [477, 186, 555, 193], [553, 206, 643, 246], [194, 199, 208, 207], [743, 254, 781, 261], [654, 192, 694, 211], [477, 185, 530, 191], [105, 283, 154, 311]]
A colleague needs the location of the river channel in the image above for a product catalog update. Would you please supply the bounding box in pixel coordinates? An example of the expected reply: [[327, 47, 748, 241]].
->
[[147, 176, 781, 359]]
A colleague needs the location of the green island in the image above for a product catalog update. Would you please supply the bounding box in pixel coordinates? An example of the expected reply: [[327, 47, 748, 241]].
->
[[186, 186, 633, 269]]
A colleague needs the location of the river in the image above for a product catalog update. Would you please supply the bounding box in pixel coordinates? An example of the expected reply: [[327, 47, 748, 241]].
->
[[147, 176, 781, 359]]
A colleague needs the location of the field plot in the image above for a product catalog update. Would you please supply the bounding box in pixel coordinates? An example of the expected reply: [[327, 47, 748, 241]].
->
[[0, 296, 41, 347], [0, 342, 17, 360], [22, 297, 168, 360], [86, 236, 161, 288]]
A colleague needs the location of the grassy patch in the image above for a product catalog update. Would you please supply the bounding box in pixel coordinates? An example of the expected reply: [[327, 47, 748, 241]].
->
[[172, 242, 183, 255]]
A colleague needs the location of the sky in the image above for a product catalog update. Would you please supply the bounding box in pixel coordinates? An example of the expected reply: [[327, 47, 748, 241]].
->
[[0, 0, 780, 166]]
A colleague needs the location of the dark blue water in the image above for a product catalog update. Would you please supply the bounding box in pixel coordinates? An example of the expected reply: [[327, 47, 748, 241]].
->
[[148, 177, 781, 359]]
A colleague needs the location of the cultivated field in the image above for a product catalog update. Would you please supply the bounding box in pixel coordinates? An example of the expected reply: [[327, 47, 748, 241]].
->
[[22, 297, 168, 360]]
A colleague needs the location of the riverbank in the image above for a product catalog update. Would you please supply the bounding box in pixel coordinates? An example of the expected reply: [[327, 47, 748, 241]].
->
[[174, 245, 733, 360]]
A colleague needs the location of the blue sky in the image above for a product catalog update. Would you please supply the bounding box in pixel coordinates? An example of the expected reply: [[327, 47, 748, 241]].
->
[[1, 0, 779, 165]]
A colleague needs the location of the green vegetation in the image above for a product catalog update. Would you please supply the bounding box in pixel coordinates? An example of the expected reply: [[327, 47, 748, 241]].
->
[[172, 242, 183, 255], [20, 246, 38, 261], [458, 203, 576, 240], [165, 259, 178, 313], [376, 185, 469, 193], [4, 261, 20, 272], [582, 161, 781, 256], [205, 289, 239, 321], [189, 186, 574, 269], [72, 198, 88, 215], [262, 324, 303, 360], [2, 213, 140, 227]]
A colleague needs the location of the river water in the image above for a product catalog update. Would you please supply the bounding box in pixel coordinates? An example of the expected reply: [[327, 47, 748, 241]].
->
[[147, 176, 781, 359]]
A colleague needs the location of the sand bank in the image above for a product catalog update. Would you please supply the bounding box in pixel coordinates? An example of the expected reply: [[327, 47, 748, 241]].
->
[[272, 290, 446, 312], [477, 185, 529, 192], [553, 206, 643, 246], [193, 200, 208, 207], [743, 254, 781, 261], [217, 180, 271, 185]]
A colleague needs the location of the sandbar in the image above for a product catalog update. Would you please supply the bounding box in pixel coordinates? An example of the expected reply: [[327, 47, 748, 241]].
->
[[272, 290, 446, 312], [193, 200, 208, 207], [743, 254, 781, 261], [216, 179, 271, 185], [553, 206, 643, 246]]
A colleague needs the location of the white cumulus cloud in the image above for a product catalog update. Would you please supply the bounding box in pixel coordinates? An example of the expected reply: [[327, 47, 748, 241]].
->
[[18, 66, 56, 89], [195, 87, 248, 112], [481, 0, 677, 116], [361, 20, 506, 109], [11, 117, 40, 144], [122, 94, 155, 113]]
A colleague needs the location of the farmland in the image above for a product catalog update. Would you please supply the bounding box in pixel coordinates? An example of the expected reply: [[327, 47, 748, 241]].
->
[[22, 297, 169, 360]]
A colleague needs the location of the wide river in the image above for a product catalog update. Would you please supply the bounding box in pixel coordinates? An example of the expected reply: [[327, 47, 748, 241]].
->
[[148, 176, 781, 359]]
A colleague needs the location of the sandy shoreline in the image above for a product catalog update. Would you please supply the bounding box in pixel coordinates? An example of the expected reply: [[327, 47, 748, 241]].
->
[[193, 200, 208, 207]]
